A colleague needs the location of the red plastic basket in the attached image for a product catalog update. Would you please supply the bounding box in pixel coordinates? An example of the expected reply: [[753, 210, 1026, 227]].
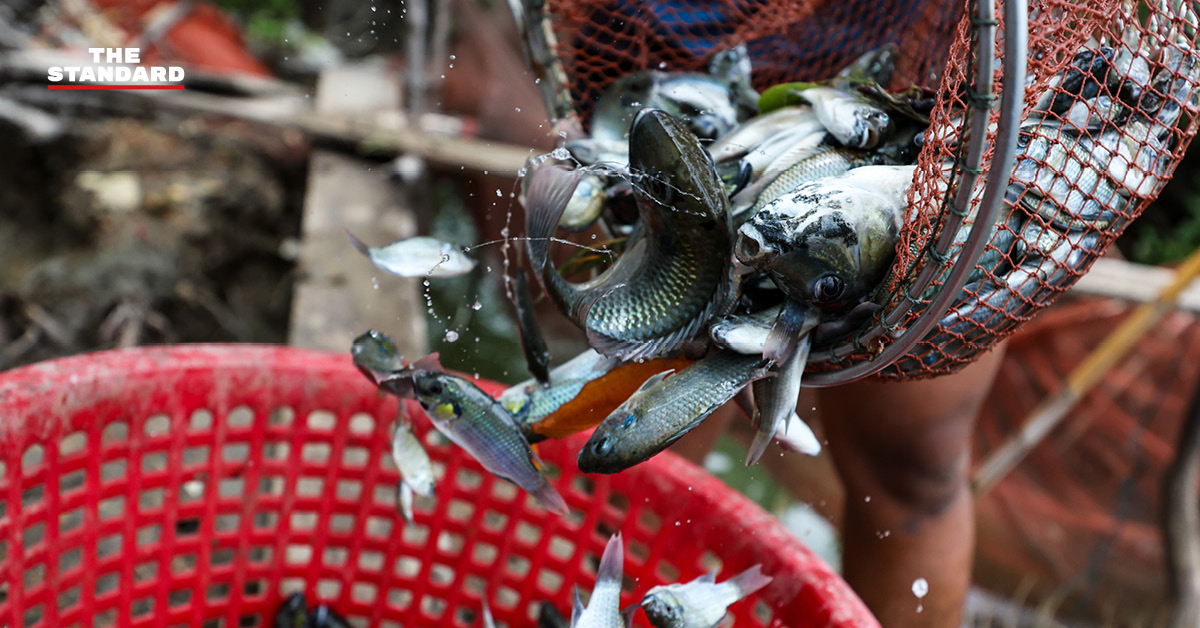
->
[[0, 345, 876, 628]]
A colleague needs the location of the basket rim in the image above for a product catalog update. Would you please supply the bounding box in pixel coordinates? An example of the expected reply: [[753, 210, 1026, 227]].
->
[[0, 344, 880, 628]]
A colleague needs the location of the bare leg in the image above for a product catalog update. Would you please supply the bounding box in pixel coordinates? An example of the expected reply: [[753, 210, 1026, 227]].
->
[[818, 344, 1006, 628]]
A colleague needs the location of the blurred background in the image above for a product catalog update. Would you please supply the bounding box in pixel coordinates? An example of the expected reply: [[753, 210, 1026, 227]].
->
[[3, 1, 1200, 625]]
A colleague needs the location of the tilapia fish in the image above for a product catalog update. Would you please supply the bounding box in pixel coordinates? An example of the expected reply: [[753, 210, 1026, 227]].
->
[[642, 565, 773, 628], [526, 109, 735, 361], [578, 351, 771, 474], [570, 534, 636, 628], [412, 371, 568, 514]]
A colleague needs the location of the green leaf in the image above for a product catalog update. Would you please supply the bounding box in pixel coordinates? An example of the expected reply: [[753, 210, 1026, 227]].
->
[[757, 81, 821, 114]]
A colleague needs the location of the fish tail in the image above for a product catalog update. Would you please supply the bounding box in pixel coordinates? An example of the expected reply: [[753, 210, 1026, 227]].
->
[[777, 412, 822, 456], [746, 426, 773, 467], [531, 477, 570, 515], [524, 162, 584, 316], [398, 481, 415, 524], [346, 229, 372, 256], [597, 533, 624, 587], [729, 564, 773, 600]]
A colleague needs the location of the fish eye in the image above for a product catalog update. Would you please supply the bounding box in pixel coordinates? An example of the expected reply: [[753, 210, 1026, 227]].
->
[[593, 436, 613, 457], [643, 172, 673, 203], [427, 380, 444, 396], [813, 274, 846, 304], [621, 414, 637, 429]]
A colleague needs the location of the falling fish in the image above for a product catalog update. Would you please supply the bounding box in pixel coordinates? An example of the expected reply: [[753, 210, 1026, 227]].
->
[[525, 109, 735, 361], [412, 371, 569, 514], [347, 231, 476, 278], [641, 565, 773, 628], [748, 315, 816, 466], [571, 534, 636, 628], [350, 331, 440, 398], [579, 351, 771, 474], [390, 413, 436, 523]]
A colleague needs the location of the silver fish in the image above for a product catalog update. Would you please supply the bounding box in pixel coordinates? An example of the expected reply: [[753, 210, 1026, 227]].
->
[[578, 351, 771, 474], [499, 349, 615, 421], [571, 534, 635, 628], [748, 315, 815, 466], [792, 86, 892, 148], [591, 72, 743, 143], [412, 372, 568, 514], [391, 416, 436, 498], [729, 124, 828, 182], [347, 232, 475, 278], [707, 106, 821, 163], [709, 305, 780, 354], [743, 147, 883, 215], [641, 565, 773, 628], [397, 481, 415, 524]]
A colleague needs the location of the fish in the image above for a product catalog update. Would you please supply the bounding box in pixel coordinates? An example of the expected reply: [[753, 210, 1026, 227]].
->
[[309, 605, 352, 628], [351, 329, 406, 381], [707, 44, 760, 118], [748, 318, 815, 466], [774, 412, 821, 456], [346, 232, 475, 278], [565, 138, 630, 170], [740, 147, 884, 216], [500, 351, 694, 440], [790, 86, 892, 148], [734, 165, 914, 313], [706, 106, 821, 163], [570, 534, 636, 628], [397, 481, 415, 524], [391, 413, 436, 498], [412, 371, 569, 514], [590, 71, 743, 143], [512, 261, 552, 386], [273, 593, 309, 628], [561, 173, 609, 231], [641, 565, 773, 628], [709, 305, 780, 354], [578, 351, 772, 474], [525, 109, 735, 361], [726, 125, 827, 182]]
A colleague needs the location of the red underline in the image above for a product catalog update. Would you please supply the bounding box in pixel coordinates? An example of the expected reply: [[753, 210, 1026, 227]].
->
[[47, 84, 185, 90]]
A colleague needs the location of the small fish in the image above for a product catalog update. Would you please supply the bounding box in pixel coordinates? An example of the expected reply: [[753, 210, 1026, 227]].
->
[[413, 371, 569, 514], [742, 147, 883, 215], [500, 349, 613, 420], [735, 166, 914, 312], [570, 534, 636, 628], [391, 414, 436, 498], [641, 565, 773, 628], [790, 86, 892, 148], [525, 109, 735, 361], [561, 173, 608, 231], [709, 306, 780, 354], [707, 44, 760, 118], [351, 329, 405, 381], [347, 231, 476, 278], [274, 592, 309, 628], [748, 312, 816, 465], [727, 124, 827, 182], [579, 351, 772, 474], [590, 67, 745, 143], [707, 106, 819, 163]]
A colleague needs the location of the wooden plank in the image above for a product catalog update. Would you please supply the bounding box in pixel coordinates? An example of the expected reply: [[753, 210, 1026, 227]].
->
[[289, 64, 427, 360], [1071, 257, 1200, 313]]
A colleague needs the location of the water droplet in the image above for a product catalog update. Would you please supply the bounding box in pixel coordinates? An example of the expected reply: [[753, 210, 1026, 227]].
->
[[864, 496, 871, 503], [471, 301, 482, 310], [916, 605, 924, 614], [372, 277, 380, 290], [515, 107, 522, 112], [371, 5, 376, 10], [550, 147, 571, 160], [444, 330, 460, 343], [912, 578, 928, 599], [495, 189, 503, 197], [423, 280, 430, 287], [450, 54, 456, 60]]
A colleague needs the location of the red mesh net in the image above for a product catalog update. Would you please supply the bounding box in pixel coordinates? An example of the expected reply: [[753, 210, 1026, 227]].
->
[[540, 0, 1200, 379]]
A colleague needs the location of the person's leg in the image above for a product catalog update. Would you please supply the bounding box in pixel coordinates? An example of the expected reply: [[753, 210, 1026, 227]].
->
[[817, 344, 1006, 628]]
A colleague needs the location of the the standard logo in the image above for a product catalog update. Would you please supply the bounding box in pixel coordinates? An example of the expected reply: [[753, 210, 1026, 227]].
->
[[47, 48, 185, 90]]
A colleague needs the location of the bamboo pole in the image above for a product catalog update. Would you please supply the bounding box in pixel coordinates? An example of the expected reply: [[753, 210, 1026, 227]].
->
[[1164, 380, 1200, 628], [973, 246, 1200, 495]]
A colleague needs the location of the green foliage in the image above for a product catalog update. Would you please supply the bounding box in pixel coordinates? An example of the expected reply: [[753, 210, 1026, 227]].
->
[[1132, 196, 1200, 266], [757, 82, 821, 114], [214, 0, 301, 43]]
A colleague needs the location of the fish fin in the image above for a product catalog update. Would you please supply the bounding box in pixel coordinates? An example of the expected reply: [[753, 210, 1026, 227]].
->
[[764, 300, 816, 363], [571, 588, 584, 627], [776, 412, 822, 456], [746, 428, 773, 467], [733, 386, 755, 419], [346, 229, 372, 257], [411, 352, 443, 372], [597, 533, 624, 587], [729, 564, 773, 600], [697, 568, 719, 584], [633, 369, 675, 395], [482, 597, 496, 628], [620, 604, 637, 628], [398, 481, 415, 524], [531, 478, 569, 515], [524, 162, 582, 291]]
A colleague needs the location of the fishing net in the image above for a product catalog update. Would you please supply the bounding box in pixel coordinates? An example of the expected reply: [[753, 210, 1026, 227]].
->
[[973, 297, 1200, 621], [532, 0, 1200, 380]]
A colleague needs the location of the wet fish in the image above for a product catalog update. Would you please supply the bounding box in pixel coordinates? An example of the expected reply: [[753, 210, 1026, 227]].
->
[[347, 232, 475, 278], [391, 415, 436, 498], [741, 147, 883, 215], [591, 71, 743, 143], [728, 124, 827, 182], [570, 534, 636, 628], [525, 109, 735, 361], [748, 318, 815, 466], [578, 351, 771, 474], [735, 166, 914, 313], [561, 173, 609, 231], [412, 371, 568, 514], [790, 86, 892, 148], [351, 329, 406, 381], [641, 565, 773, 628], [707, 106, 821, 163], [500, 349, 613, 420], [707, 44, 760, 118], [513, 261, 553, 386], [709, 305, 780, 354]]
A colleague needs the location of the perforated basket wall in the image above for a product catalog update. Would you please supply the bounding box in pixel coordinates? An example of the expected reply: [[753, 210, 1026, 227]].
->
[[540, 0, 1200, 379], [0, 345, 877, 628]]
